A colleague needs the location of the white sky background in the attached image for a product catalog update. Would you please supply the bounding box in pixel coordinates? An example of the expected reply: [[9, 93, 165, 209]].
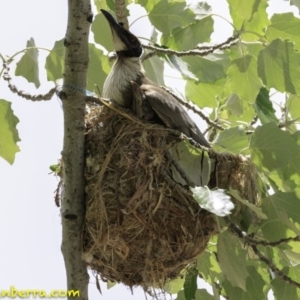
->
[[0, 1, 298, 299]]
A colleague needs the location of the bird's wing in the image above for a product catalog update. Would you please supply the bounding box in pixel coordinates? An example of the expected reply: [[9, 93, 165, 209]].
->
[[141, 84, 210, 148]]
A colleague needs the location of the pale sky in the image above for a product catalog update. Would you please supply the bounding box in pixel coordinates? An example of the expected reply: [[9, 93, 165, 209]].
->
[[0, 0, 297, 299]]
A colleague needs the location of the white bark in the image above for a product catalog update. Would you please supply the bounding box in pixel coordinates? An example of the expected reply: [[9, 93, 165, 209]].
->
[[115, 0, 129, 30], [61, 0, 92, 299]]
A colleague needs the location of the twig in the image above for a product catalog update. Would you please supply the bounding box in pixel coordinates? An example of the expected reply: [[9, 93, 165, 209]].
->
[[2, 62, 55, 101], [161, 86, 224, 131], [251, 244, 300, 288], [141, 51, 157, 62], [195, 34, 239, 52], [249, 115, 258, 127], [114, 0, 129, 30], [228, 220, 300, 289], [142, 34, 239, 58]]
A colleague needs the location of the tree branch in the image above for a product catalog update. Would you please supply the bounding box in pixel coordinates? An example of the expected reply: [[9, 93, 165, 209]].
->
[[228, 220, 300, 290], [2, 62, 55, 101], [61, 0, 92, 298], [142, 34, 239, 57], [114, 0, 129, 30]]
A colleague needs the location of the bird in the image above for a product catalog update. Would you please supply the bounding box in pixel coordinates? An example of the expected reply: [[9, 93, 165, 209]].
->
[[130, 81, 157, 122], [101, 9, 210, 148]]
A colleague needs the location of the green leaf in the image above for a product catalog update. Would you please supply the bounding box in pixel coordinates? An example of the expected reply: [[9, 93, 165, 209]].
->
[[287, 94, 300, 120], [197, 251, 222, 283], [227, 0, 260, 21], [170, 141, 211, 186], [183, 268, 197, 300], [170, 141, 211, 187], [137, 0, 160, 12], [253, 87, 278, 124], [258, 39, 300, 95], [250, 122, 300, 189], [164, 274, 185, 294], [243, 1, 269, 38], [49, 164, 61, 174], [272, 276, 300, 300], [177, 290, 187, 300], [15, 38, 40, 88], [165, 55, 197, 80], [107, 280, 116, 289], [260, 196, 297, 241], [87, 44, 107, 92], [227, 0, 269, 41], [45, 39, 64, 82], [0, 99, 20, 164], [229, 189, 267, 219], [263, 191, 300, 225], [187, 1, 212, 18], [220, 98, 256, 124], [182, 52, 230, 83], [212, 126, 250, 154], [223, 266, 265, 300], [94, 0, 115, 11], [106, 0, 116, 11], [149, 0, 195, 35], [217, 230, 249, 290], [266, 13, 300, 51], [225, 94, 243, 115], [195, 289, 214, 300], [225, 55, 262, 103], [92, 13, 114, 51], [142, 55, 165, 86], [242, 43, 264, 59], [169, 16, 214, 50], [185, 79, 223, 109]]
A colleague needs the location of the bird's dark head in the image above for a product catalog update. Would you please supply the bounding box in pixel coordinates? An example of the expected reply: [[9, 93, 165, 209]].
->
[[101, 9, 142, 58]]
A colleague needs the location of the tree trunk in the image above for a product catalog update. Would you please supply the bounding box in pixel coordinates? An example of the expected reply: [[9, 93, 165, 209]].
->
[[61, 0, 92, 299]]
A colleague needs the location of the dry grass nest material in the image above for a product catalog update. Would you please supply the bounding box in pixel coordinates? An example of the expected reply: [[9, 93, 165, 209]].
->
[[82, 105, 218, 289]]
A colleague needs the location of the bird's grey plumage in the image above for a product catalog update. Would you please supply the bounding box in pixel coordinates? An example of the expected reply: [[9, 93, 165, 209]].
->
[[131, 82, 211, 148], [101, 9, 210, 148], [103, 57, 145, 108], [131, 81, 156, 121]]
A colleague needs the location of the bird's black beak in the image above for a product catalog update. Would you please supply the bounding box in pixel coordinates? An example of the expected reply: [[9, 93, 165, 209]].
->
[[101, 9, 121, 32], [101, 9, 142, 57]]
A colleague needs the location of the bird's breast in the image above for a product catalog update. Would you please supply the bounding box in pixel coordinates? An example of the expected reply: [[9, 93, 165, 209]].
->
[[102, 59, 144, 108]]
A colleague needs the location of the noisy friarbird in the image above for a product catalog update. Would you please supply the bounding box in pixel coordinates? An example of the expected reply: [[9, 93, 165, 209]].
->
[[130, 81, 211, 147], [101, 9, 210, 148]]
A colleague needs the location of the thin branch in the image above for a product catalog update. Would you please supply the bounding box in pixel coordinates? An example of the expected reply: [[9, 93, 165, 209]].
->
[[228, 220, 300, 290], [142, 34, 239, 57], [2, 62, 55, 101], [210, 13, 237, 31], [251, 244, 300, 288], [249, 115, 258, 127], [195, 34, 239, 52], [129, 14, 148, 28], [141, 51, 157, 62], [114, 0, 129, 30]]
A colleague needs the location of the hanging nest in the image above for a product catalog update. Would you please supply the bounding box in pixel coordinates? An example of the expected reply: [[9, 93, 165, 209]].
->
[[208, 151, 260, 225], [82, 104, 218, 289]]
